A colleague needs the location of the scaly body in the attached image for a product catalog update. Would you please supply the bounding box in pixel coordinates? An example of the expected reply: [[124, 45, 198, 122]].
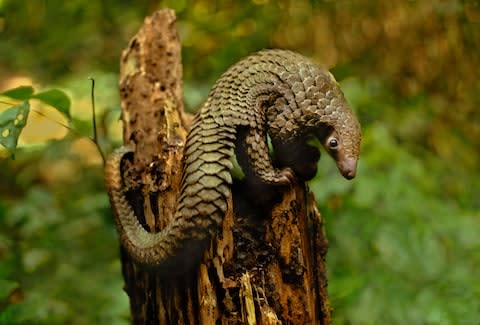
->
[[105, 49, 361, 272]]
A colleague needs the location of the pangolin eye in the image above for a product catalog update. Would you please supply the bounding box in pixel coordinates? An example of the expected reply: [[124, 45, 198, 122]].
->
[[329, 138, 338, 148]]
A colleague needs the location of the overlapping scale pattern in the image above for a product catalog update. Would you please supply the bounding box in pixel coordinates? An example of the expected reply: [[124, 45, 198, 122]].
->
[[105, 49, 361, 271]]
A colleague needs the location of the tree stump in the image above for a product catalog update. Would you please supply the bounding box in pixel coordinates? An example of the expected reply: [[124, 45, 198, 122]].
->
[[114, 9, 331, 324]]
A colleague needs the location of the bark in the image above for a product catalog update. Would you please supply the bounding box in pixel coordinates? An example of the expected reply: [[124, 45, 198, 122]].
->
[[116, 9, 331, 324]]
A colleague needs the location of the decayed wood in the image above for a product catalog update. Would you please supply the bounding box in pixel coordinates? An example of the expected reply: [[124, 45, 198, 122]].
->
[[118, 9, 189, 324], [117, 9, 330, 324]]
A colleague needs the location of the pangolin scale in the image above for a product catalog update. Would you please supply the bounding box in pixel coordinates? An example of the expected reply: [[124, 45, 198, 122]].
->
[[104, 49, 361, 272]]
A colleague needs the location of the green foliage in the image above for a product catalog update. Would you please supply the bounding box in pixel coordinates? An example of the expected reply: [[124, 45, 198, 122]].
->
[[311, 76, 480, 324], [0, 86, 71, 156], [0, 145, 129, 325], [0, 86, 34, 100], [0, 279, 18, 301], [0, 101, 29, 155], [1, 0, 479, 324], [31, 90, 71, 119]]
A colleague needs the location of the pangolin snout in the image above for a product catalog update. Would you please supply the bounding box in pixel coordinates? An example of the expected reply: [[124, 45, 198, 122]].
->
[[339, 158, 357, 180]]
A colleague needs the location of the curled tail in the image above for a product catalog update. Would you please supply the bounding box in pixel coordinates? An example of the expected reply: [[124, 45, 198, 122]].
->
[[104, 122, 235, 272]]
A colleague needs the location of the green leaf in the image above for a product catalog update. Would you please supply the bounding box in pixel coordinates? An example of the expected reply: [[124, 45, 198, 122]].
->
[[32, 89, 71, 120], [0, 86, 34, 100], [0, 101, 30, 155]]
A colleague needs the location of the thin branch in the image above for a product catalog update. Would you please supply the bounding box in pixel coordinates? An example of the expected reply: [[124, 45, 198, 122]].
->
[[2, 86, 107, 165], [89, 78, 99, 144], [31, 106, 105, 165], [88, 77, 106, 165], [30, 109, 93, 144], [0, 100, 17, 106]]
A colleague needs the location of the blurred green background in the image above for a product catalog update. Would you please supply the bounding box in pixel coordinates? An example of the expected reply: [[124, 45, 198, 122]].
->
[[1, 0, 479, 324]]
